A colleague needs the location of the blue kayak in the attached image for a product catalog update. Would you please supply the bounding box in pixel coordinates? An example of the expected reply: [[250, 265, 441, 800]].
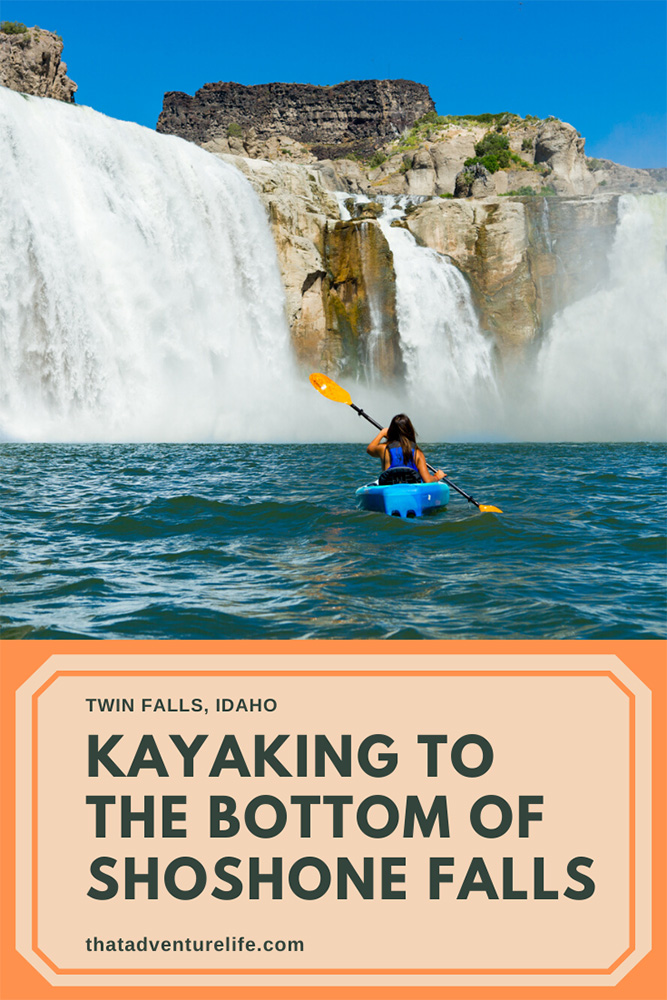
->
[[356, 480, 449, 518]]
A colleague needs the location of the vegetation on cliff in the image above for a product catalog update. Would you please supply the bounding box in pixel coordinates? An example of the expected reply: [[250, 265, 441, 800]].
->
[[1, 21, 29, 34]]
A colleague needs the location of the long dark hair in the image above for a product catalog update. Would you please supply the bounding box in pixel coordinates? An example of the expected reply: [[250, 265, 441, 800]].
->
[[387, 414, 417, 465]]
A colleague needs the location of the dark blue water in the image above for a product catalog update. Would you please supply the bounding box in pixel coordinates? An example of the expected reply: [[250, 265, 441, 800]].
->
[[1, 442, 665, 640]]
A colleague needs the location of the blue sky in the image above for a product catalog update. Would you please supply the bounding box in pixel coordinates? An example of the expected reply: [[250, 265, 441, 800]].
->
[[2, 0, 666, 167]]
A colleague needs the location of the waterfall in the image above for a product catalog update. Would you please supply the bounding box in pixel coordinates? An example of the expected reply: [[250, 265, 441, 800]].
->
[[337, 195, 499, 437], [0, 88, 301, 442], [2, 86, 664, 446], [527, 193, 667, 441], [338, 193, 666, 442], [377, 200, 498, 428]]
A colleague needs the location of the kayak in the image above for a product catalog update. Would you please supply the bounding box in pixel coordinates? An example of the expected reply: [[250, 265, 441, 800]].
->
[[355, 480, 449, 518]]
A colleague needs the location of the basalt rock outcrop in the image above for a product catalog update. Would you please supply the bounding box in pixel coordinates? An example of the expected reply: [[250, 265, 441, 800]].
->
[[157, 79, 435, 160], [0, 23, 77, 102]]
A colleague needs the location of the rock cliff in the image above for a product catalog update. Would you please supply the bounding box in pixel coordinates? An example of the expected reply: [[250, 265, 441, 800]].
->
[[405, 194, 620, 351], [196, 92, 659, 369], [157, 79, 435, 159], [214, 152, 401, 378], [0, 23, 76, 101], [187, 104, 665, 203], [215, 141, 625, 369], [322, 219, 402, 379], [317, 117, 601, 199]]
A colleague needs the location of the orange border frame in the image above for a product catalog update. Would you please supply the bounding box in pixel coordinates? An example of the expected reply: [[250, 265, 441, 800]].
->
[[1, 638, 665, 1000], [31, 668, 634, 977]]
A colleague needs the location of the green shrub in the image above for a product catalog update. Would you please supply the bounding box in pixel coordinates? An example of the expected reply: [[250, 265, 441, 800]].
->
[[439, 192, 454, 199], [390, 111, 449, 155], [369, 150, 387, 169], [1, 21, 29, 34], [521, 137, 533, 151], [473, 153, 501, 173], [441, 112, 518, 127], [463, 132, 511, 173], [501, 184, 557, 198], [475, 131, 510, 159], [415, 111, 446, 127], [226, 122, 243, 138]]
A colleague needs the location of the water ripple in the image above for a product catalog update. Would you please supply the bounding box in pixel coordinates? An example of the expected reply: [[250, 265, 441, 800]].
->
[[1, 441, 665, 639]]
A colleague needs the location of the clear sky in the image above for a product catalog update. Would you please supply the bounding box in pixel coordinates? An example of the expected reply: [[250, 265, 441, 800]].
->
[[2, 0, 666, 167]]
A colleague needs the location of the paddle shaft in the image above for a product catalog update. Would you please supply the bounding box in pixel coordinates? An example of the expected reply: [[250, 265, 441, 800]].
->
[[351, 403, 483, 509]]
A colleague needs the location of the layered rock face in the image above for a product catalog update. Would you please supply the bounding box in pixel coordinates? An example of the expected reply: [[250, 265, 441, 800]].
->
[[227, 138, 624, 367], [218, 153, 401, 378], [406, 198, 537, 349], [0, 24, 77, 102], [322, 220, 402, 379], [157, 79, 435, 158], [405, 194, 620, 350]]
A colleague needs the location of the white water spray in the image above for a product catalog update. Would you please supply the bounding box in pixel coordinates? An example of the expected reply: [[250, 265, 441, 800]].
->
[[0, 88, 307, 441], [526, 193, 667, 441]]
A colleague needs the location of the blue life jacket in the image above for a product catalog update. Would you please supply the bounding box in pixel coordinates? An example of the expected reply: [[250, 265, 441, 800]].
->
[[386, 443, 419, 472]]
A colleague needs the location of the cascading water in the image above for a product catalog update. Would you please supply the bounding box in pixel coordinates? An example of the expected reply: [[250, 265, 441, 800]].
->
[[339, 192, 666, 442], [338, 195, 499, 437], [0, 88, 306, 442], [525, 193, 667, 441], [377, 199, 499, 432]]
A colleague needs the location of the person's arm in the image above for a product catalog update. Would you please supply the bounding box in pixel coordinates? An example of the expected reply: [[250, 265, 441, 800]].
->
[[367, 428, 389, 458], [415, 450, 446, 483]]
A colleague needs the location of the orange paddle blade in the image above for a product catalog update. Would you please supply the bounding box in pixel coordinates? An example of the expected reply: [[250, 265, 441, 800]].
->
[[309, 373, 352, 405], [478, 504, 503, 513]]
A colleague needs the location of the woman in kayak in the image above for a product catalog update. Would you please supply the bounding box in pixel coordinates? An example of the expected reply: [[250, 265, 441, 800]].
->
[[367, 414, 446, 485]]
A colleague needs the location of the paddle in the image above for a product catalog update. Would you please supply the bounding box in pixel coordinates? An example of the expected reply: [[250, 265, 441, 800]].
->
[[309, 373, 503, 514]]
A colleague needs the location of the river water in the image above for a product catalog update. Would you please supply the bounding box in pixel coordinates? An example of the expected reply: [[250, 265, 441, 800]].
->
[[2, 441, 665, 640]]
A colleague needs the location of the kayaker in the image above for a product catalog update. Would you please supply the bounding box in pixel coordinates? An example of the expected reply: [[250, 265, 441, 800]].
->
[[367, 414, 446, 485]]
